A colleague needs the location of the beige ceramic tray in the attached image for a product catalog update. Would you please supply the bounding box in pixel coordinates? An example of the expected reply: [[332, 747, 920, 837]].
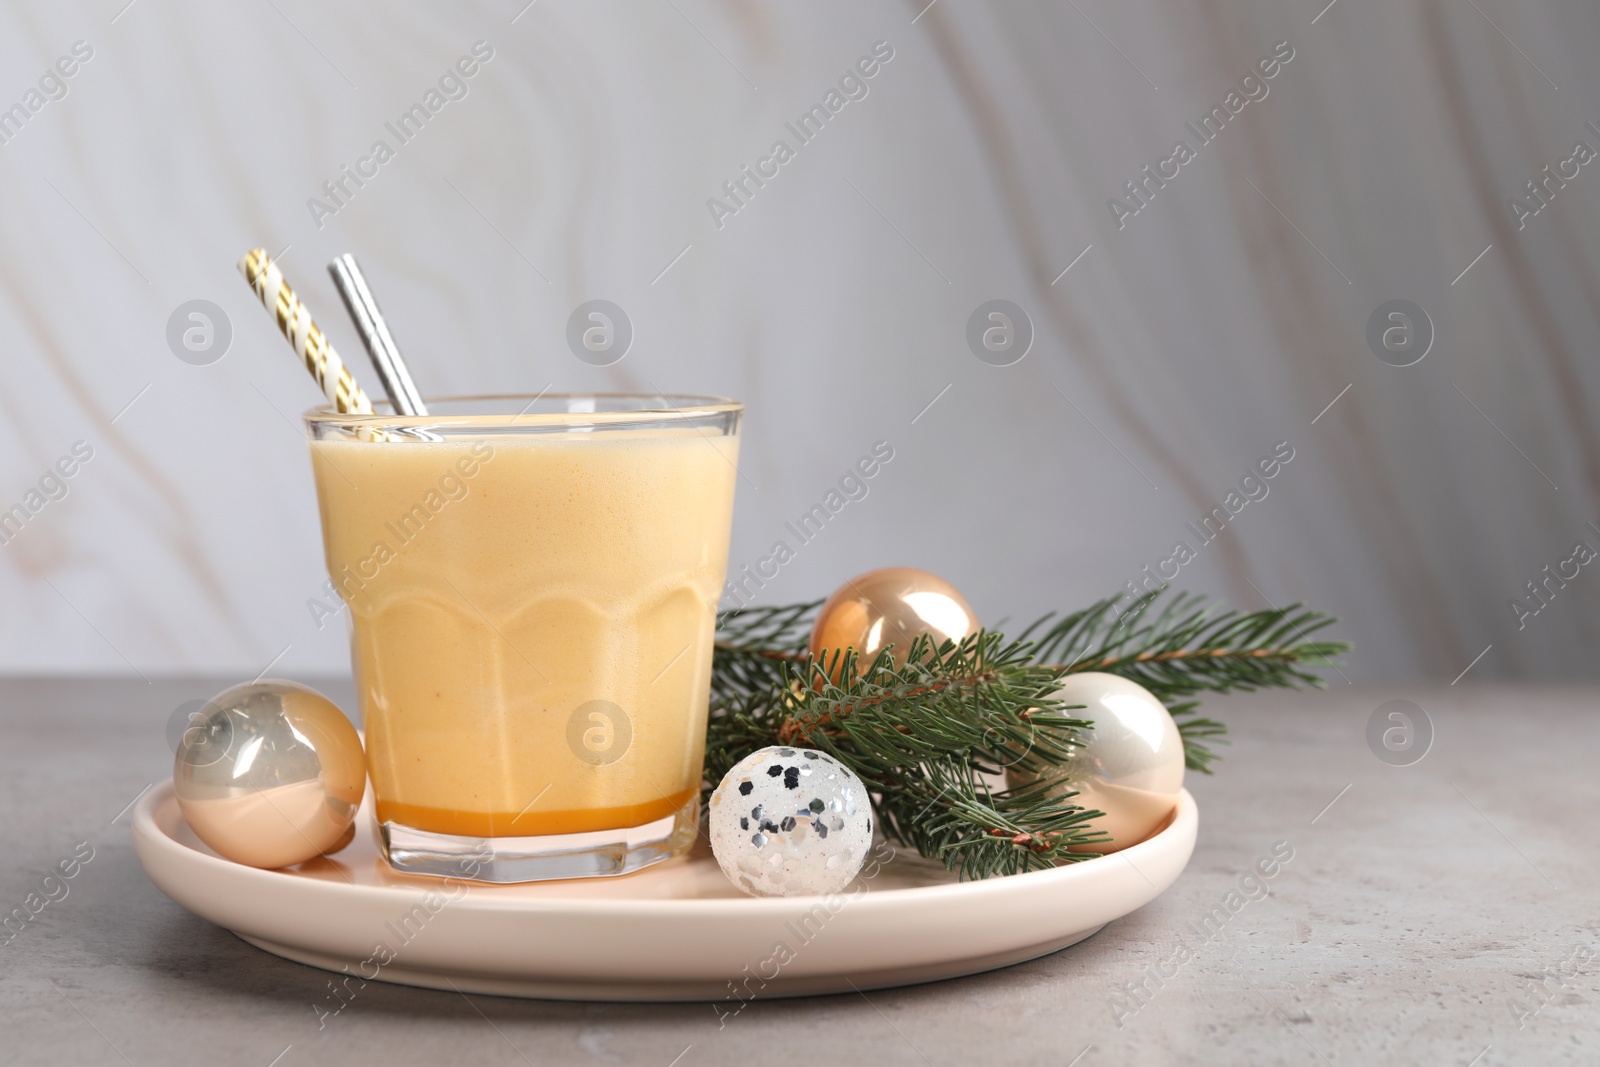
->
[[132, 781, 1196, 1001]]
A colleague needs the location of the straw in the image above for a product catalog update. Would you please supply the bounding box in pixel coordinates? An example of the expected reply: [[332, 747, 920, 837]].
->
[[237, 248, 374, 415], [327, 254, 429, 416]]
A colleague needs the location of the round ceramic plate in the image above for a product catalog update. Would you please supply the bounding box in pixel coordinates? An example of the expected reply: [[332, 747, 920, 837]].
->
[[132, 781, 1196, 1001]]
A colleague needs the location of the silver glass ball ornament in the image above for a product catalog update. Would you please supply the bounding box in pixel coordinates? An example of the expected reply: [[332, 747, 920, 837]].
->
[[1008, 672, 1185, 853], [174, 681, 367, 869]]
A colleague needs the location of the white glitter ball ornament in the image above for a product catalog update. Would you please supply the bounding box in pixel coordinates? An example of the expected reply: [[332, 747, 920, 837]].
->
[[709, 746, 874, 897]]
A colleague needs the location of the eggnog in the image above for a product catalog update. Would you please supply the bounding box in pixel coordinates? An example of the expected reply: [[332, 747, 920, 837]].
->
[[308, 414, 738, 853]]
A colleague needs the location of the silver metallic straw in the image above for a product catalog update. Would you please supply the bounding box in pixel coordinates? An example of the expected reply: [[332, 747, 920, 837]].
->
[[328, 254, 429, 417]]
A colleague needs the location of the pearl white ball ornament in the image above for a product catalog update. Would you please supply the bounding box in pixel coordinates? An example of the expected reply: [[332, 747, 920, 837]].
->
[[174, 681, 366, 869], [1008, 672, 1185, 853], [709, 746, 874, 897]]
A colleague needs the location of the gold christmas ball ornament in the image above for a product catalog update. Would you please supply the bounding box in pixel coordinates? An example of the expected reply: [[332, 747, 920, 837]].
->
[[808, 566, 980, 680], [173, 681, 367, 869], [1009, 672, 1185, 854]]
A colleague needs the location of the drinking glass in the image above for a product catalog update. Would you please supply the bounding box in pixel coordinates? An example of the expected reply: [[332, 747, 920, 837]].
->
[[304, 394, 741, 882]]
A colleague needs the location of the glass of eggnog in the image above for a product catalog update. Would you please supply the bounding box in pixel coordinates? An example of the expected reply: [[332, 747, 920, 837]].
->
[[304, 394, 741, 882]]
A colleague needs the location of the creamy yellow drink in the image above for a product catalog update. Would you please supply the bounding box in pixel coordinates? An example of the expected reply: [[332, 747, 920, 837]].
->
[[308, 426, 738, 841]]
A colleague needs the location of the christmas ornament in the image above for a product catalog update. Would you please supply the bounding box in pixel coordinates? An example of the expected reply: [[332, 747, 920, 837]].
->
[[174, 681, 367, 869], [808, 566, 979, 678], [709, 746, 874, 897], [1008, 672, 1185, 853]]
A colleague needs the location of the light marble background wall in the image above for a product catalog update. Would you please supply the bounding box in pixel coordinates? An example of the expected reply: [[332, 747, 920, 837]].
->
[[0, 0, 1596, 681]]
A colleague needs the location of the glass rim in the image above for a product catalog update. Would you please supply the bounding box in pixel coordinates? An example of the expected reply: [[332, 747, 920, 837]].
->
[[302, 392, 742, 431]]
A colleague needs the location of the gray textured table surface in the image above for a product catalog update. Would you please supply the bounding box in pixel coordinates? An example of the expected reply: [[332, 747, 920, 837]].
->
[[2, 678, 1596, 1066]]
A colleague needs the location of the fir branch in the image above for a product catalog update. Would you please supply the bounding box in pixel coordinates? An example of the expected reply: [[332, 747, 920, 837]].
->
[[873, 760, 1111, 879], [715, 598, 819, 653], [706, 631, 1106, 878], [1166, 700, 1229, 774], [777, 634, 1087, 778], [707, 588, 1347, 878], [711, 599, 818, 702], [1025, 591, 1348, 704]]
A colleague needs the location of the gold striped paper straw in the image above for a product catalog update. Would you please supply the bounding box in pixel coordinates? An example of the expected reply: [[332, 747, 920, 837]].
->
[[237, 248, 374, 415]]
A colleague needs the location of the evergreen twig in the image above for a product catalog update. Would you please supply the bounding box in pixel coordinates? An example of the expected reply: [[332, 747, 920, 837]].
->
[[1022, 591, 1345, 704], [706, 589, 1347, 879], [711, 600, 818, 701]]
